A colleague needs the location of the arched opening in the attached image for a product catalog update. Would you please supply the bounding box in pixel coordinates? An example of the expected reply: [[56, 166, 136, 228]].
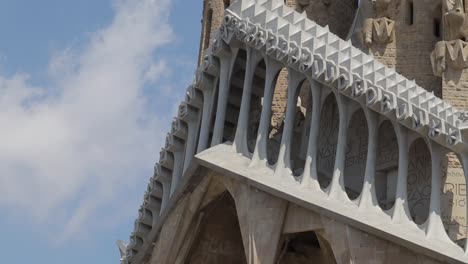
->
[[290, 80, 313, 176], [317, 93, 339, 189], [222, 49, 247, 143], [441, 152, 467, 248], [406, 0, 414, 25], [344, 109, 368, 200], [267, 68, 289, 165], [276, 231, 337, 264], [375, 120, 399, 211], [247, 60, 266, 153], [407, 138, 431, 225], [204, 9, 213, 49], [185, 192, 247, 263]]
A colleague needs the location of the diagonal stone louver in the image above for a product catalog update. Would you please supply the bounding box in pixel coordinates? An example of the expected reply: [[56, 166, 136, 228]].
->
[[121, 1, 468, 263]]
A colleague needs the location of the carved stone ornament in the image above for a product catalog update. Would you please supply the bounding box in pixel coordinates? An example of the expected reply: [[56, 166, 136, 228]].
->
[[363, 17, 395, 47], [443, 0, 465, 40], [431, 40, 468, 76]]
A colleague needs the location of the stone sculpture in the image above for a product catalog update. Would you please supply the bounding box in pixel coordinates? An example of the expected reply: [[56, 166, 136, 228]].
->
[[444, 0, 465, 40]]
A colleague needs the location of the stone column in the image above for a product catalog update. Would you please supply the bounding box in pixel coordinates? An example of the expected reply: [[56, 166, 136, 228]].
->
[[300, 79, 322, 189], [145, 178, 163, 225], [224, 178, 288, 264], [274, 69, 304, 180], [251, 58, 284, 166], [165, 133, 186, 195], [195, 55, 219, 153], [328, 92, 351, 202], [195, 71, 217, 153], [358, 108, 379, 210], [178, 103, 199, 173], [233, 48, 262, 156], [460, 152, 468, 253], [392, 124, 412, 224], [211, 39, 233, 146], [154, 162, 172, 212], [426, 142, 452, 243]]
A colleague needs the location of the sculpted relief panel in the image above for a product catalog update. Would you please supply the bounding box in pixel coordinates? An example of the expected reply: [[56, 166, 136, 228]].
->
[[317, 94, 340, 189], [344, 109, 369, 199], [407, 139, 432, 225]]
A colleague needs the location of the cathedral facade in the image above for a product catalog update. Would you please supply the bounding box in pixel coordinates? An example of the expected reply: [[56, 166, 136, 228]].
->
[[120, 1, 468, 263]]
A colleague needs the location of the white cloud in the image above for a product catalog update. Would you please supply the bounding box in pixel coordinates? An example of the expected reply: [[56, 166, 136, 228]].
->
[[0, 0, 178, 242]]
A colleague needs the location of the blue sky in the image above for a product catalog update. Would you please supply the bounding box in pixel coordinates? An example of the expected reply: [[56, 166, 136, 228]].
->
[[0, 0, 202, 263]]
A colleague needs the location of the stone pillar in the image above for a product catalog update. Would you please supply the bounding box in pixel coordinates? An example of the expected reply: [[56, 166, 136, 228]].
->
[[300, 79, 322, 189], [165, 133, 186, 195], [194, 70, 217, 153], [426, 143, 452, 243], [274, 69, 304, 179], [392, 124, 412, 224], [359, 108, 379, 210], [154, 163, 172, 212], [251, 58, 284, 166], [233, 48, 262, 156], [328, 92, 351, 202], [223, 178, 288, 264], [178, 103, 199, 173], [211, 39, 233, 146]]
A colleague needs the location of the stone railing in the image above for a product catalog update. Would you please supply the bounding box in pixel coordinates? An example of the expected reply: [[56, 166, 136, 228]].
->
[[122, 1, 468, 263]]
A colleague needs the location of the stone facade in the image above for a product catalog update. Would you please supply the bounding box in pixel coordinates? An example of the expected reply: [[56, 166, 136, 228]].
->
[[121, 1, 468, 263]]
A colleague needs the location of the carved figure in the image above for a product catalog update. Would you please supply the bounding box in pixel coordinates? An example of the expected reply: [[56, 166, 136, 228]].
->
[[431, 41, 447, 76], [444, 0, 466, 40]]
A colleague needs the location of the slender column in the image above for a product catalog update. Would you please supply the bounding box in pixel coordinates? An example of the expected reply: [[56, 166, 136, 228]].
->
[[461, 153, 468, 254], [196, 54, 219, 153], [165, 133, 185, 195], [301, 80, 322, 189], [328, 92, 351, 202], [426, 143, 452, 242], [274, 69, 304, 179], [197, 87, 215, 153], [146, 178, 163, 225], [358, 109, 379, 210], [185, 85, 203, 156], [250, 58, 284, 166], [392, 124, 412, 223], [179, 103, 199, 172], [154, 163, 172, 213], [211, 41, 233, 146], [233, 48, 261, 156]]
